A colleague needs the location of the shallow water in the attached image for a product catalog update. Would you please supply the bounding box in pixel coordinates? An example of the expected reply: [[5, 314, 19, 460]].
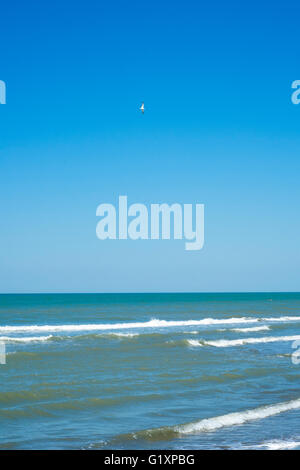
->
[[0, 293, 300, 450]]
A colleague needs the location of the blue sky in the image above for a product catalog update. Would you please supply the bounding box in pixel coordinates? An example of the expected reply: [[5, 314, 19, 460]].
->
[[0, 0, 300, 292]]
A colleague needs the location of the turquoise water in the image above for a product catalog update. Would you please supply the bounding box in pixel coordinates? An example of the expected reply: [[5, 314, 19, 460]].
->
[[0, 293, 300, 450]]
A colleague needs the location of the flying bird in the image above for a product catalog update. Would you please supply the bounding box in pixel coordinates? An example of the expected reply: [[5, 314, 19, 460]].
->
[[139, 102, 145, 114]]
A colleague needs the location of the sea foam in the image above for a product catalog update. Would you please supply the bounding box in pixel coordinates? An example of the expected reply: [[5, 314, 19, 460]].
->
[[243, 439, 300, 450], [1, 315, 300, 334], [230, 326, 270, 333], [186, 334, 300, 348], [178, 398, 300, 434], [0, 336, 53, 343]]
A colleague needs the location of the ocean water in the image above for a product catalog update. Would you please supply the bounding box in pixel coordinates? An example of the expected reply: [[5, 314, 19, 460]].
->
[[0, 292, 300, 450]]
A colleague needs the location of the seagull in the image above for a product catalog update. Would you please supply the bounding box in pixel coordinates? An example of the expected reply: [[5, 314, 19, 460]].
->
[[139, 102, 145, 114]]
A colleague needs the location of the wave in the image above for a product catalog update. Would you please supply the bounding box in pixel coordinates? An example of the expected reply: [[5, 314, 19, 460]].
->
[[1, 331, 160, 346], [111, 398, 300, 443], [178, 398, 300, 434], [0, 393, 167, 419], [106, 333, 139, 338], [0, 318, 255, 333], [187, 339, 204, 347], [1, 315, 300, 334], [230, 326, 270, 333], [241, 439, 300, 450], [0, 336, 53, 343], [198, 335, 300, 348], [266, 316, 300, 322]]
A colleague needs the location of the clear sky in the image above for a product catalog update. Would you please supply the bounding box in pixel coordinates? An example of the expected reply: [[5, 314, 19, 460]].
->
[[0, 0, 300, 293]]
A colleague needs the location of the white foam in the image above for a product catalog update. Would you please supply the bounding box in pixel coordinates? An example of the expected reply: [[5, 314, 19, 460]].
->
[[256, 440, 300, 450], [241, 439, 300, 450], [187, 339, 203, 347], [230, 326, 270, 333], [0, 335, 53, 343], [0, 318, 254, 333], [266, 316, 300, 322], [178, 398, 300, 434], [1, 315, 299, 334], [107, 333, 139, 338], [203, 335, 300, 348]]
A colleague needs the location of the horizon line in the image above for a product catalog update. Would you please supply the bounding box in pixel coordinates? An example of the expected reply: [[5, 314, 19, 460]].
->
[[1, 291, 300, 295]]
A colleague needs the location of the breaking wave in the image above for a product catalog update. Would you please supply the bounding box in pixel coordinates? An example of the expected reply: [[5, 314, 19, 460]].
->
[[178, 398, 300, 434], [111, 398, 300, 442], [240, 439, 300, 450], [0, 336, 53, 343], [230, 326, 270, 333], [200, 335, 300, 348], [1, 315, 300, 334]]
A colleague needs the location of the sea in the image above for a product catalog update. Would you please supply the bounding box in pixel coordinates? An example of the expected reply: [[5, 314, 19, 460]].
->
[[0, 292, 300, 450]]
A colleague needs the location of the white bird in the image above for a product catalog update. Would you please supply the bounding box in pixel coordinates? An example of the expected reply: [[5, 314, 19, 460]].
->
[[139, 102, 145, 114]]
